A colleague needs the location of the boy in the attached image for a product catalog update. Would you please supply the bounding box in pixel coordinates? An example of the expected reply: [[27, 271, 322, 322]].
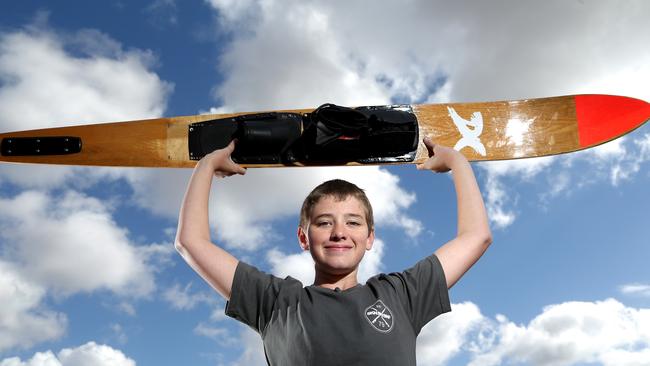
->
[[175, 137, 492, 365]]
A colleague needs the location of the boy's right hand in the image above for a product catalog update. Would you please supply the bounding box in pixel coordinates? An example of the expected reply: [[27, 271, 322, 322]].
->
[[416, 137, 467, 173], [200, 140, 247, 178]]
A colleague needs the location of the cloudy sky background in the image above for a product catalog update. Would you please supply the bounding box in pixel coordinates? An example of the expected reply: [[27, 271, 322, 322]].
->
[[1, 1, 649, 365]]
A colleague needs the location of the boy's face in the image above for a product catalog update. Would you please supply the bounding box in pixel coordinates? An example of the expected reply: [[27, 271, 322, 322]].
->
[[298, 195, 374, 277]]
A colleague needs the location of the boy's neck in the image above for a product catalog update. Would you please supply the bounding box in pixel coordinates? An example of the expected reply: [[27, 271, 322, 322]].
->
[[313, 270, 360, 291]]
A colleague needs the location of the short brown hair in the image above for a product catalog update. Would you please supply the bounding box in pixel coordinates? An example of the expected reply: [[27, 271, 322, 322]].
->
[[299, 179, 374, 231]]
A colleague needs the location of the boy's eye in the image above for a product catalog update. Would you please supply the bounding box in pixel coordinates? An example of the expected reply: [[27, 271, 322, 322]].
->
[[347, 221, 361, 226], [316, 221, 332, 227]]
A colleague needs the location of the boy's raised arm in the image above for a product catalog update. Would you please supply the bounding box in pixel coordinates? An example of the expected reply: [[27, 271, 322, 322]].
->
[[417, 137, 492, 289], [175, 141, 247, 300]]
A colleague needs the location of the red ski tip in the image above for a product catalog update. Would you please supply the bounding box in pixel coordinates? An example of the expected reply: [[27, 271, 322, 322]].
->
[[575, 94, 650, 148]]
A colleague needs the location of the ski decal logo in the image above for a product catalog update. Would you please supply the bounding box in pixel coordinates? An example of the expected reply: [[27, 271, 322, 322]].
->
[[364, 300, 394, 333], [447, 106, 487, 156]]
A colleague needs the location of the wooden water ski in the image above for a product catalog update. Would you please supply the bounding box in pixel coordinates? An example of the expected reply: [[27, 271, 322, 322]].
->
[[1, 94, 648, 168]]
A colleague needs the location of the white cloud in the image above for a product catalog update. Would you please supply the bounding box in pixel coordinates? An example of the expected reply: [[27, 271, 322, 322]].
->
[[206, 1, 389, 112], [357, 237, 385, 283], [620, 283, 650, 298], [478, 156, 555, 229], [417, 302, 489, 365], [0, 24, 171, 132], [557, 130, 650, 191], [482, 174, 515, 229], [206, 0, 260, 27], [207, 1, 650, 106], [480, 157, 557, 181], [578, 59, 650, 104], [420, 298, 650, 366], [194, 320, 265, 365], [145, 0, 179, 27], [469, 298, 650, 366], [570, 137, 635, 187], [544, 171, 571, 201], [0, 165, 76, 190], [267, 248, 314, 285], [0, 20, 171, 193], [478, 127, 650, 229], [116, 302, 137, 317], [590, 137, 628, 160], [0, 24, 179, 318], [638, 133, 650, 158], [0, 342, 135, 366], [230, 327, 266, 366], [163, 282, 218, 310], [0, 165, 151, 193], [0, 260, 66, 352], [193, 323, 235, 347], [116, 168, 188, 218], [0, 190, 169, 297], [109, 323, 128, 345]]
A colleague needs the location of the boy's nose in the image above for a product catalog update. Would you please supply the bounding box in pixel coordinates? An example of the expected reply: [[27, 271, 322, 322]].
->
[[330, 222, 347, 240]]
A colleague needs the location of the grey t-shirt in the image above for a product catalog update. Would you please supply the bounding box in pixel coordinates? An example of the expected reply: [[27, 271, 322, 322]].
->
[[225, 254, 451, 366]]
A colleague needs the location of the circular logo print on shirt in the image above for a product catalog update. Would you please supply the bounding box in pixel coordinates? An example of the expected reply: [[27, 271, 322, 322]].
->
[[364, 300, 394, 333]]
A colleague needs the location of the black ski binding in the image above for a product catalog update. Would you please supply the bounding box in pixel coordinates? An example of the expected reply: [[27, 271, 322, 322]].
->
[[187, 103, 418, 165], [301, 103, 418, 164], [188, 112, 303, 164]]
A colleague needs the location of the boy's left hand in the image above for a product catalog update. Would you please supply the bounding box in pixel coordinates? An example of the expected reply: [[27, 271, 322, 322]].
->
[[416, 137, 466, 173]]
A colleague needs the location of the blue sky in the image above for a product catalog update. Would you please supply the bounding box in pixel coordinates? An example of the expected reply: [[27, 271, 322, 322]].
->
[[1, 1, 649, 365]]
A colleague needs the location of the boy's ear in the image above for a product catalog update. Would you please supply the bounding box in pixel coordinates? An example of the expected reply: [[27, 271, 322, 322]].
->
[[365, 229, 375, 251], [297, 226, 309, 251]]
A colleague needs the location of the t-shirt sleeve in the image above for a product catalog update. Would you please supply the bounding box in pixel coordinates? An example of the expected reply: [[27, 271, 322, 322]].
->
[[225, 261, 293, 333], [396, 254, 452, 334]]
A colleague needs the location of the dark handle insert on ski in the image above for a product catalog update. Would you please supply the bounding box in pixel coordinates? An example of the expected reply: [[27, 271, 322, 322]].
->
[[1, 136, 82, 156]]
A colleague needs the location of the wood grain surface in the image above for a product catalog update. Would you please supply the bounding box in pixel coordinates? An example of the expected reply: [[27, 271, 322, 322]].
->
[[1, 95, 647, 168]]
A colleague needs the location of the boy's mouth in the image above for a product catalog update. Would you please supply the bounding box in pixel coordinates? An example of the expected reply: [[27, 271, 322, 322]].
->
[[324, 244, 353, 251]]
